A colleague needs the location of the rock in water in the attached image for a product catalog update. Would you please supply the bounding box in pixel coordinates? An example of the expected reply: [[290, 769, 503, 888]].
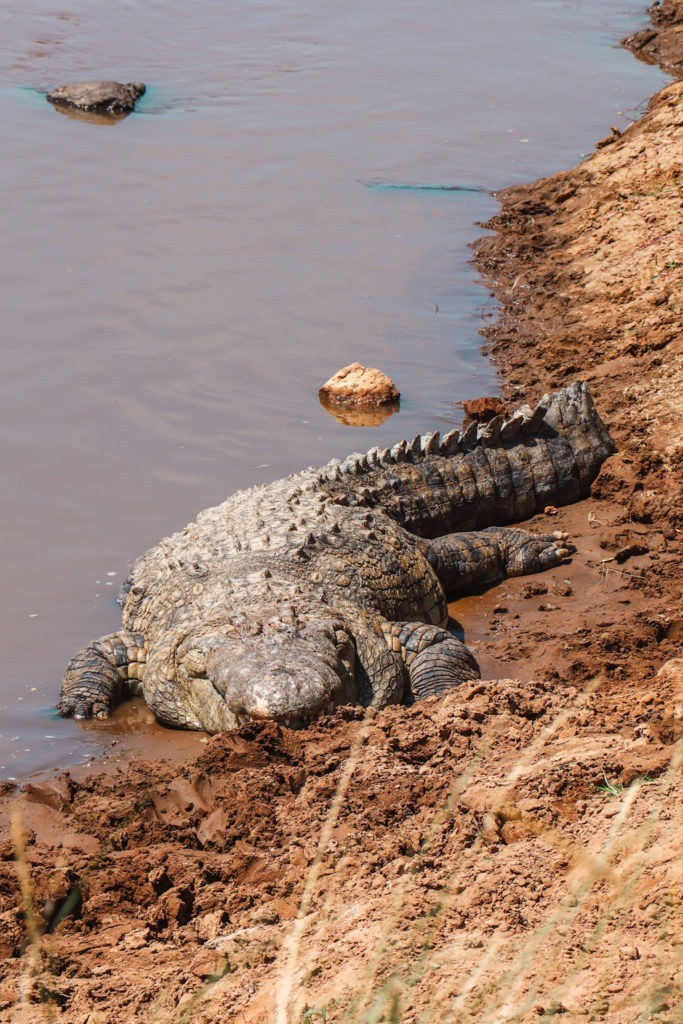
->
[[47, 81, 146, 115], [462, 396, 506, 422], [319, 362, 400, 408]]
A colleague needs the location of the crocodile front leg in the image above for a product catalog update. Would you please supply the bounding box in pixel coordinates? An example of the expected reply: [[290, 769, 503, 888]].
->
[[59, 631, 146, 719], [425, 526, 575, 599], [382, 621, 480, 701], [354, 628, 406, 708]]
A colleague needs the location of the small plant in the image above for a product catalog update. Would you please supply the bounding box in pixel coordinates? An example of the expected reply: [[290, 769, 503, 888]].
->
[[302, 1009, 330, 1023], [595, 772, 625, 797], [595, 772, 654, 797]]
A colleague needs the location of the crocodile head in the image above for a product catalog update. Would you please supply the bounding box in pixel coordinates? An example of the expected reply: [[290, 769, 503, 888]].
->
[[171, 618, 358, 730]]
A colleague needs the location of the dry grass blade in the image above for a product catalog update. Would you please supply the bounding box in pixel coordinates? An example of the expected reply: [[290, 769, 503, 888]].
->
[[9, 806, 60, 1022], [274, 708, 380, 1024]]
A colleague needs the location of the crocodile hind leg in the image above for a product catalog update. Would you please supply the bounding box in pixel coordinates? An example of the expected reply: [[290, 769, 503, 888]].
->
[[425, 526, 575, 599], [59, 631, 147, 720], [382, 621, 481, 702]]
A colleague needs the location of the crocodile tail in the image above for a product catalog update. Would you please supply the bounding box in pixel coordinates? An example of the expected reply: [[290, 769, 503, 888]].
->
[[539, 380, 616, 497], [318, 382, 616, 536]]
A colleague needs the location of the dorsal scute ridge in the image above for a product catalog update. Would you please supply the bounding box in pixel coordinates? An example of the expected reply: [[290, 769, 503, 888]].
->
[[476, 414, 504, 446], [520, 398, 549, 435], [391, 439, 408, 461], [421, 430, 440, 455], [440, 428, 461, 456], [460, 420, 480, 449], [409, 434, 422, 458], [315, 386, 575, 484]]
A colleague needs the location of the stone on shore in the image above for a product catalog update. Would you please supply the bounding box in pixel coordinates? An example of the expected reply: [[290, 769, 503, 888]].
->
[[462, 396, 506, 422], [319, 362, 400, 408], [47, 81, 146, 115]]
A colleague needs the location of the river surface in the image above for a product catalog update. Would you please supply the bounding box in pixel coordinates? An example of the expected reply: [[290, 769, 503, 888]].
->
[[0, 0, 665, 778]]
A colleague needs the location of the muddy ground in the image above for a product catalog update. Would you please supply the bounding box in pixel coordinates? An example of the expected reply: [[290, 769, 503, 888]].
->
[[1, 6, 682, 1023]]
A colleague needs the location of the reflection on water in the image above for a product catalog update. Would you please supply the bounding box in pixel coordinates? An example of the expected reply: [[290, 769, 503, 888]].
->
[[319, 399, 400, 429], [0, 0, 665, 777], [47, 101, 131, 126]]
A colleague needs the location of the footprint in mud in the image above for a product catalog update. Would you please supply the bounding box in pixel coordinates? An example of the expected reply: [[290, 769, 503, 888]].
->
[[151, 772, 214, 825]]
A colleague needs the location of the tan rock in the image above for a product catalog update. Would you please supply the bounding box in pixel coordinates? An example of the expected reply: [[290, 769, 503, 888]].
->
[[318, 362, 400, 408]]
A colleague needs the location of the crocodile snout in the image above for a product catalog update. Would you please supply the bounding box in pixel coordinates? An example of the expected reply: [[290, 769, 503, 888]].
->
[[197, 624, 350, 727]]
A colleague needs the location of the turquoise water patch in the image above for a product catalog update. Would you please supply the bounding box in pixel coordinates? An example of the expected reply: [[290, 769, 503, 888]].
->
[[362, 181, 491, 195]]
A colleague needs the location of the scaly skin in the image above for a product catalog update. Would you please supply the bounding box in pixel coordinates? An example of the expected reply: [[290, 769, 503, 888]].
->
[[59, 382, 615, 731]]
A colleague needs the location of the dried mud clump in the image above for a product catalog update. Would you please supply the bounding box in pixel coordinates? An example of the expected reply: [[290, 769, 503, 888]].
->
[[0, 676, 679, 1022]]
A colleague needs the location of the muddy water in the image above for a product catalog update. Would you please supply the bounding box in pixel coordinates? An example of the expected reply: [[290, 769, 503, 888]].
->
[[0, 1, 664, 777]]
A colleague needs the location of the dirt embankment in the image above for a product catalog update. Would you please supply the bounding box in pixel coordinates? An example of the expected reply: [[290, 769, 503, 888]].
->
[[624, 0, 683, 77], [2, 7, 682, 1024]]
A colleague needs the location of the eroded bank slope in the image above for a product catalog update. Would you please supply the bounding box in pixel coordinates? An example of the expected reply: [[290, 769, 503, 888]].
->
[[624, 0, 683, 77], [1, 9, 682, 1024]]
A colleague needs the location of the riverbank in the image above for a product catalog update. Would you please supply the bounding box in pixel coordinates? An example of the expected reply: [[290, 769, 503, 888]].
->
[[1, 6, 682, 1022]]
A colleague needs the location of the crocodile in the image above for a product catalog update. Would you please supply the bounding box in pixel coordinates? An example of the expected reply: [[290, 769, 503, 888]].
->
[[59, 381, 615, 732]]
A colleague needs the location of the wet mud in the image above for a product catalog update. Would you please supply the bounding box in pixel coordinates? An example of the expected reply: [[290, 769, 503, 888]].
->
[[2, 4, 683, 1022]]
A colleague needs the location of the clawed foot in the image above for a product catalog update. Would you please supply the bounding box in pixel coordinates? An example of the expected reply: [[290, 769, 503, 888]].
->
[[504, 528, 576, 576], [59, 632, 142, 722], [59, 688, 113, 720]]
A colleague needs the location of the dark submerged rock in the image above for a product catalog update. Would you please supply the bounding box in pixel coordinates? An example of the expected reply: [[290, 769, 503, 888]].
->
[[47, 80, 146, 115]]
